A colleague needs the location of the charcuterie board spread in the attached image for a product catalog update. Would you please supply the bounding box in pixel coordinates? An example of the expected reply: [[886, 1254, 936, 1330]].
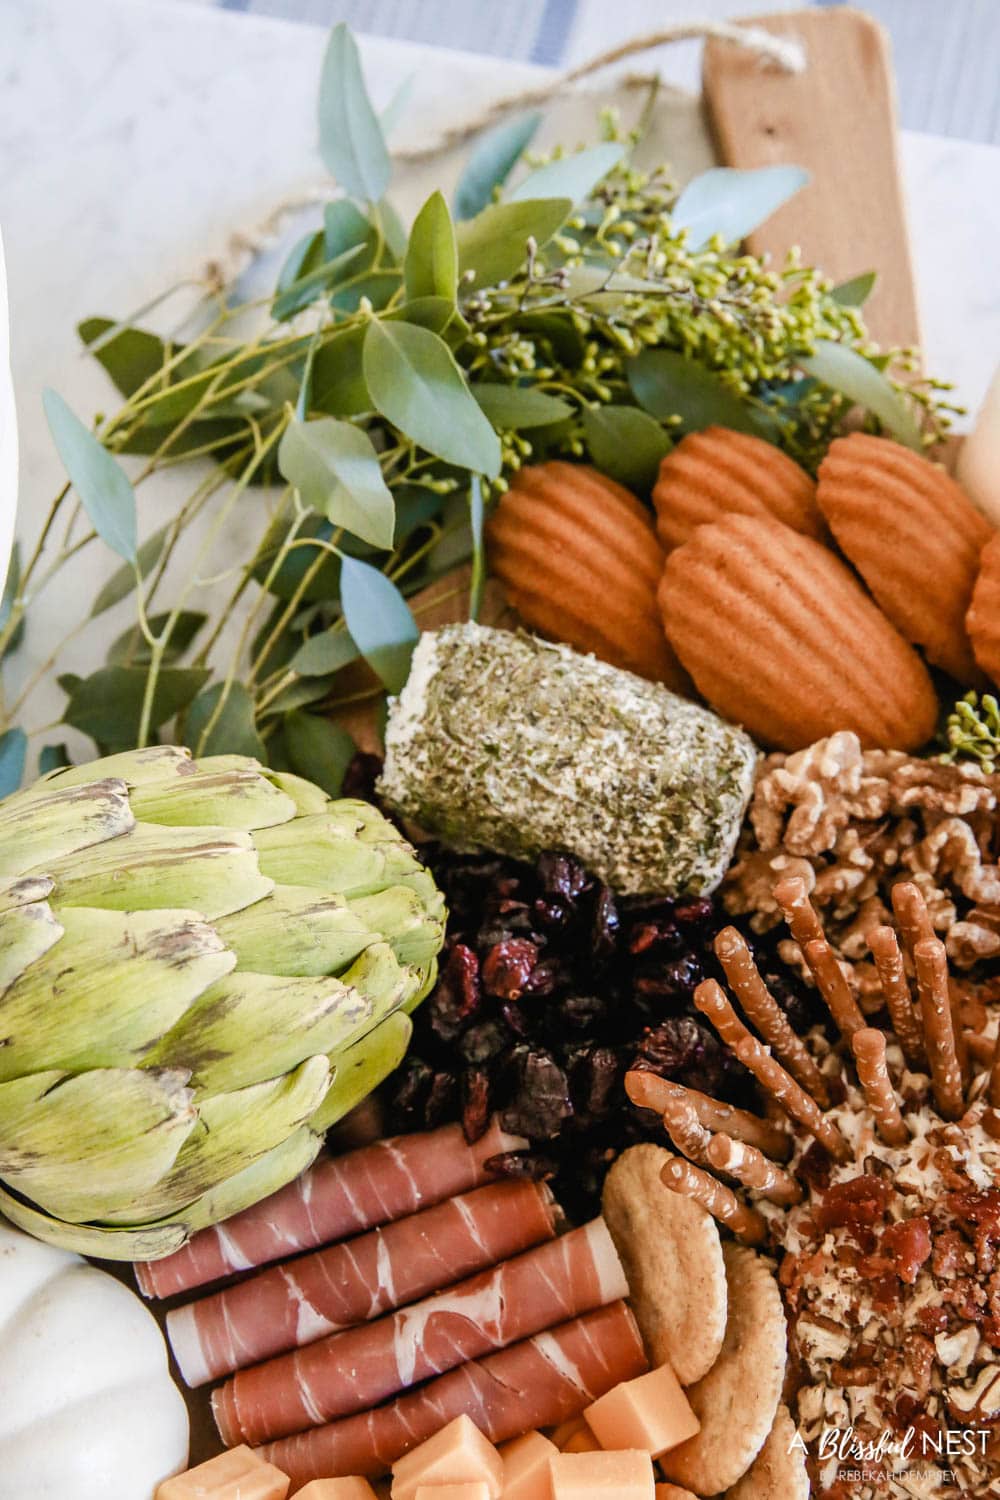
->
[[2, 13, 1000, 1500]]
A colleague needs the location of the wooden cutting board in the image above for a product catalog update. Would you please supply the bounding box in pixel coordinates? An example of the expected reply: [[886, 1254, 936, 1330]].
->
[[703, 6, 921, 355]]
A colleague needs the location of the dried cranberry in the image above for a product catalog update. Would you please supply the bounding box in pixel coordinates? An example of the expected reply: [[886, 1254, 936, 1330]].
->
[[628, 919, 681, 956], [427, 944, 481, 1040], [674, 897, 714, 927], [634, 954, 703, 1004], [482, 938, 539, 1000], [556, 993, 608, 1033], [485, 1150, 558, 1181], [424, 1070, 458, 1127], [632, 1017, 722, 1086], [533, 895, 573, 932], [461, 1068, 492, 1143], [458, 1020, 509, 1064], [590, 884, 620, 960], [499, 1000, 531, 1038], [390, 1056, 433, 1123], [522, 957, 564, 998], [536, 850, 588, 901], [500, 1047, 573, 1139], [569, 1046, 620, 1123]]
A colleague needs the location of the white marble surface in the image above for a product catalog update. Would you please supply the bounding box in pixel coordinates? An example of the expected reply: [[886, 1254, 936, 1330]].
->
[[0, 0, 998, 746]]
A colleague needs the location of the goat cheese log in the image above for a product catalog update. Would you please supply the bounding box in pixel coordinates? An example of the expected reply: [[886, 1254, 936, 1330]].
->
[[137, 1119, 520, 1299], [379, 624, 758, 896], [168, 1179, 556, 1387], [214, 1218, 626, 1445], [258, 1300, 647, 1485]]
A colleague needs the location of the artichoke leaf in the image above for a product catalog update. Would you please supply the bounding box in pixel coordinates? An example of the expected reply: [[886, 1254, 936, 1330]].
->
[[310, 1008, 412, 1132], [156, 1124, 322, 1241], [0, 1067, 196, 1223], [263, 769, 330, 816], [35, 745, 192, 790], [100, 1054, 330, 1224], [0, 874, 54, 914], [215, 883, 377, 978], [0, 907, 235, 1081], [146, 940, 410, 1092], [130, 765, 298, 831], [0, 1179, 187, 1260], [350, 886, 446, 967], [37, 822, 273, 919], [0, 899, 63, 991], [0, 778, 133, 878], [255, 809, 444, 909]]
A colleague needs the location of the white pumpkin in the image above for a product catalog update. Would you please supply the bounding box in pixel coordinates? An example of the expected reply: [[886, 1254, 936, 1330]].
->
[[0, 1218, 189, 1500]]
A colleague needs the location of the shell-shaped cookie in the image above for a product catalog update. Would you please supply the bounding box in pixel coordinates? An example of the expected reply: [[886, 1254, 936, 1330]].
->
[[652, 426, 822, 553], [487, 461, 687, 689], [658, 514, 940, 752], [967, 530, 1000, 687], [818, 432, 994, 682]]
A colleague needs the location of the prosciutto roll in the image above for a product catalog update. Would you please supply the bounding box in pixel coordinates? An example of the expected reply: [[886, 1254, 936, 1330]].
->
[[137, 1119, 521, 1299], [168, 1179, 557, 1387], [214, 1218, 626, 1445], [258, 1300, 647, 1486]]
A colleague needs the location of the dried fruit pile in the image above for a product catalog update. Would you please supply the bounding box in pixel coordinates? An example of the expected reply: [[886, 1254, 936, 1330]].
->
[[385, 844, 816, 1219]]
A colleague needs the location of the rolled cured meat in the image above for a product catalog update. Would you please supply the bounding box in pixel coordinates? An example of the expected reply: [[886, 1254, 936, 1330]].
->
[[215, 1218, 627, 1445], [169, 1179, 557, 1387], [257, 1300, 647, 1486], [137, 1119, 521, 1299]]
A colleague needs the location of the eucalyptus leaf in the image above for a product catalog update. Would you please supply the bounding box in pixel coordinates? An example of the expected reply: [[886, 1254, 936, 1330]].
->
[[63, 666, 210, 748], [628, 350, 768, 437], [278, 416, 395, 550], [324, 199, 376, 261], [0, 542, 22, 655], [252, 514, 341, 603], [262, 674, 337, 716], [671, 165, 809, 250], [363, 319, 501, 477], [339, 553, 418, 694], [831, 271, 877, 307], [43, 389, 138, 563], [78, 318, 169, 400], [0, 728, 26, 798], [372, 199, 408, 262], [473, 384, 573, 429], [290, 626, 359, 677], [511, 143, 625, 205], [91, 524, 170, 616], [184, 681, 265, 759], [379, 72, 415, 139], [582, 404, 671, 491], [389, 296, 459, 335], [469, 474, 485, 622], [271, 243, 367, 322], [329, 271, 402, 315], [310, 325, 370, 418], [38, 743, 70, 776], [274, 231, 324, 294], [318, 23, 391, 202], [456, 198, 571, 289], [108, 610, 207, 668], [454, 111, 542, 220], [798, 340, 923, 450], [284, 711, 356, 798], [404, 191, 458, 303]]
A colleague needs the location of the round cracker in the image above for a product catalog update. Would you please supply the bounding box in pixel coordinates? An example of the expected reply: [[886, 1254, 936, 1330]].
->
[[601, 1143, 727, 1385], [660, 1243, 787, 1494], [726, 1405, 809, 1499]]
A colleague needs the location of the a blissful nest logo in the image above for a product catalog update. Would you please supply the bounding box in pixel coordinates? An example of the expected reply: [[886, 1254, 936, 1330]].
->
[[789, 1425, 991, 1483]]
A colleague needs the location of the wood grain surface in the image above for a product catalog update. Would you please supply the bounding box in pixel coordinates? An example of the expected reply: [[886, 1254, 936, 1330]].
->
[[703, 6, 922, 353]]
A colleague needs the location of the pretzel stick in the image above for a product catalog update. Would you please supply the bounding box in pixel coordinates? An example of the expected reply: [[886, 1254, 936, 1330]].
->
[[772, 876, 825, 946], [851, 1029, 908, 1146], [801, 939, 866, 1042], [660, 1155, 766, 1246], [891, 882, 936, 964], [705, 1132, 803, 1206], [868, 925, 926, 1066], [625, 1071, 791, 1160], [951, 989, 971, 1086], [713, 928, 830, 1105], [913, 938, 965, 1121], [694, 980, 850, 1162], [659, 1095, 713, 1165]]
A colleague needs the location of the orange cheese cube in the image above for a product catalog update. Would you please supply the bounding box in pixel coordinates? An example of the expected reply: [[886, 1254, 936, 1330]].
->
[[413, 1487, 491, 1500], [499, 1431, 558, 1500], [549, 1451, 654, 1499], [295, 1482, 380, 1500], [655, 1486, 699, 1500], [156, 1446, 289, 1500], [560, 1428, 601, 1456], [549, 1419, 589, 1452], [584, 1364, 700, 1458], [391, 1416, 502, 1500]]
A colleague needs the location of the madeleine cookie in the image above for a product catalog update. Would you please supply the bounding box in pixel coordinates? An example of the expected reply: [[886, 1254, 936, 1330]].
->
[[967, 530, 1000, 687], [653, 427, 822, 553], [660, 1244, 787, 1495], [486, 461, 687, 689], [601, 1144, 727, 1385], [658, 514, 940, 751], [818, 432, 993, 682]]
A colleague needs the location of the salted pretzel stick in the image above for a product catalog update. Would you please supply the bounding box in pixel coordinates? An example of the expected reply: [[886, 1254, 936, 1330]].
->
[[891, 881, 936, 963], [851, 1029, 908, 1146], [951, 990, 971, 1086], [772, 876, 865, 1039], [772, 876, 824, 946], [713, 928, 830, 1106], [625, 1072, 791, 1161], [660, 1155, 766, 1246], [868, 925, 926, 1066], [913, 938, 965, 1121], [694, 980, 850, 1162], [659, 1095, 712, 1165], [705, 1132, 803, 1206]]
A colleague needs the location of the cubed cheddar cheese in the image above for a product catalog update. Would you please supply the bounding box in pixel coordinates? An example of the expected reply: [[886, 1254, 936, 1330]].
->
[[391, 1416, 502, 1500], [549, 1420, 589, 1452], [499, 1431, 558, 1500], [155, 1446, 289, 1500], [295, 1482, 380, 1500], [549, 1450, 654, 1499], [413, 1486, 492, 1500], [654, 1486, 699, 1500], [560, 1428, 601, 1456], [584, 1364, 699, 1459]]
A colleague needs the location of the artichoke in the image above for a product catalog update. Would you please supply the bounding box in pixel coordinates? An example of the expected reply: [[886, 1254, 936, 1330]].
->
[[0, 746, 445, 1260]]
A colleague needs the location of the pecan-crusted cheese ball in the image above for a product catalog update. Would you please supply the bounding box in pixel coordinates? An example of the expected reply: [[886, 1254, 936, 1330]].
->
[[379, 623, 758, 896]]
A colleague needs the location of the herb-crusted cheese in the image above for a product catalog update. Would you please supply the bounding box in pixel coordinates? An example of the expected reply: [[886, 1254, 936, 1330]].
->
[[379, 623, 759, 895]]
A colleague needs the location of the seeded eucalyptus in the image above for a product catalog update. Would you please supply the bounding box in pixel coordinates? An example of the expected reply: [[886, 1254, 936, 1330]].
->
[[0, 24, 956, 794]]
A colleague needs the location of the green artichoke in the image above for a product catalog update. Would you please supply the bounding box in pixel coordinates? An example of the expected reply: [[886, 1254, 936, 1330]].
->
[[0, 746, 445, 1260]]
